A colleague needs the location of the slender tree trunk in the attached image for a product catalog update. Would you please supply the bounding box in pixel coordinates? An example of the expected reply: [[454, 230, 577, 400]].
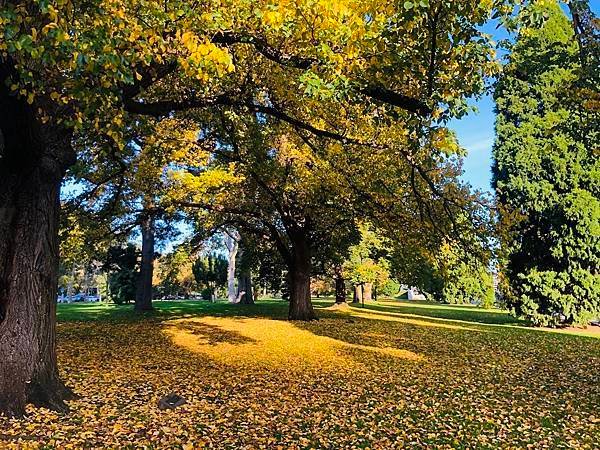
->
[[353, 285, 362, 303], [334, 265, 346, 304], [287, 232, 317, 321], [135, 211, 155, 312], [363, 282, 373, 302], [0, 77, 74, 417], [224, 231, 239, 303], [66, 265, 76, 301]]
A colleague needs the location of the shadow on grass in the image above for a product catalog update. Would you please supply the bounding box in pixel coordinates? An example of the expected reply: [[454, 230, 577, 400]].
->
[[171, 320, 257, 346], [355, 300, 526, 326], [57, 299, 292, 324], [58, 298, 599, 341]]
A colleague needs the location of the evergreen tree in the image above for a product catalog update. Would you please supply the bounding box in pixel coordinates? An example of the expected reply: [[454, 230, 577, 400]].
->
[[493, 0, 599, 326]]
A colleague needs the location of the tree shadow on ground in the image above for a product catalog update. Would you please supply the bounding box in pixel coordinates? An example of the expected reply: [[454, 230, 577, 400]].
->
[[354, 300, 525, 325], [57, 299, 291, 323], [167, 320, 257, 346]]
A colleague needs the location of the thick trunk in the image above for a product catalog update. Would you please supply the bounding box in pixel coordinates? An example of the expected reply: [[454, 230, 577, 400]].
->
[[0, 79, 74, 416], [334, 265, 346, 304], [224, 231, 239, 303], [135, 212, 155, 312], [287, 233, 317, 321], [236, 272, 254, 305], [363, 282, 373, 302], [353, 284, 363, 304]]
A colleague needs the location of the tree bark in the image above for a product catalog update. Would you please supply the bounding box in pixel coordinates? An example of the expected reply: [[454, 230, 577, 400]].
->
[[0, 75, 75, 417], [135, 210, 155, 312], [224, 230, 239, 303], [236, 271, 254, 305], [353, 285, 363, 304], [334, 265, 346, 304], [287, 232, 317, 321], [363, 282, 373, 302]]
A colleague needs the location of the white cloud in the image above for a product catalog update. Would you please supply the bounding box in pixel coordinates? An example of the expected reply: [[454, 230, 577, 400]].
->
[[462, 136, 494, 154]]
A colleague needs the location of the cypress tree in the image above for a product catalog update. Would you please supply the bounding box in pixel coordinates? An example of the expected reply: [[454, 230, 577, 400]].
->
[[493, 0, 599, 326]]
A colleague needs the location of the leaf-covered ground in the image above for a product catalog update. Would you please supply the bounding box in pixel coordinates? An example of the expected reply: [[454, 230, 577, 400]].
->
[[1, 300, 599, 449]]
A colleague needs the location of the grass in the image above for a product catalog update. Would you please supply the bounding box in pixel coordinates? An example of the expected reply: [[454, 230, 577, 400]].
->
[[56, 299, 291, 322], [2, 298, 598, 448], [57, 298, 599, 337]]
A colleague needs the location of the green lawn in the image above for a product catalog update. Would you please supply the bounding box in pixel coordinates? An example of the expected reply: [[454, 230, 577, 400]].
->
[[57, 298, 598, 337], [56, 298, 292, 322], [2, 298, 598, 448]]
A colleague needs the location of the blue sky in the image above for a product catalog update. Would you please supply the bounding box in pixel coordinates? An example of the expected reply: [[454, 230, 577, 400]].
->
[[448, 17, 509, 195], [450, 94, 497, 193]]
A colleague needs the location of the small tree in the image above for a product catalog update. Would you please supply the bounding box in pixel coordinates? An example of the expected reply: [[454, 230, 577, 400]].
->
[[437, 242, 495, 308], [155, 245, 197, 299], [103, 245, 139, 305], [344, 224, 391, 303], [192, 254, 228, 301]]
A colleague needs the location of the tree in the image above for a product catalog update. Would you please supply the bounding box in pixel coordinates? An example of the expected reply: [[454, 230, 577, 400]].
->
[[58, 210, 107, 300], [192, 254, 228, 301], [493, 0, 599, 326], [155, 245, 197, 298], [1, 0, 506, 415], [67, 117, 194, 312], [223, 230, 240, 303], [436, 241, 495, 308], [344, 224, 391, 304], [390, 244, 444, 300], [334, 265, 347, 304], [235, 236, 258, 305], [103, 244, 139, 305]]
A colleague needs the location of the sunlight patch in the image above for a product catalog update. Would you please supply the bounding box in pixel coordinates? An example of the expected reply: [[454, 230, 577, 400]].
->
[[162, 317, 422, 370], [349, 309, 486, 332]]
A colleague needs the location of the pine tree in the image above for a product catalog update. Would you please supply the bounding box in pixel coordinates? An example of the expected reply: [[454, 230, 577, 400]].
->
[[493, 0, 599, 326]]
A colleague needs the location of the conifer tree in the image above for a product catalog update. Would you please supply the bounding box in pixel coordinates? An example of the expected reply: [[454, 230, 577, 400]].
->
[[493, 0, 599, 326]]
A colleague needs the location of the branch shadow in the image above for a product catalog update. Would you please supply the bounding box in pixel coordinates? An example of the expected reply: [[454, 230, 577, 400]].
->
[[168, 320, 257, 346]]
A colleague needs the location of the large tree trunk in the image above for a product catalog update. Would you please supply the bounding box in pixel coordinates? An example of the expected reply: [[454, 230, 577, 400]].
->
[[236, 271, 254, 305], [334, 265, 346, 304], [224, 230, 239, 303], [135, 211, 155, 312], [353, 284, 363, 304], [287, 233, 317, 321], [0, 76, 74, 417], [363, 282, 373, 302]]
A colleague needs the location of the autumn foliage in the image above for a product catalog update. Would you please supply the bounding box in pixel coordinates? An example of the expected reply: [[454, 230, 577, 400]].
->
[[1, 300, 599, 448]]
